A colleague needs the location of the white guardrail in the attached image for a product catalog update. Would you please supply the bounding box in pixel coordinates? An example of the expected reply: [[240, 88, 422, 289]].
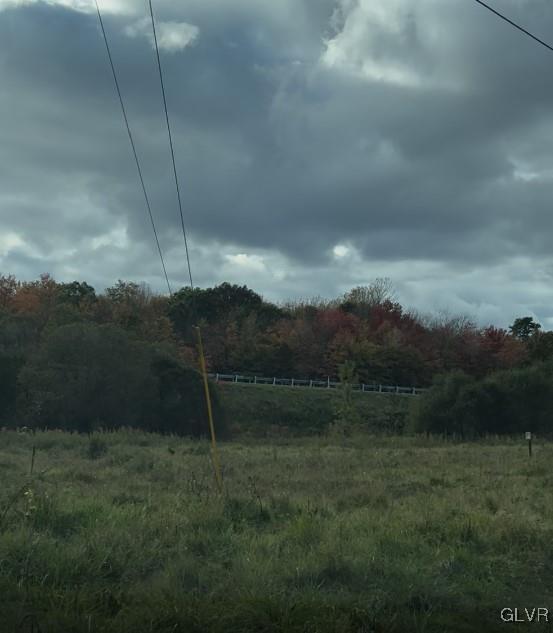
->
[[208, 373, 427, 396]]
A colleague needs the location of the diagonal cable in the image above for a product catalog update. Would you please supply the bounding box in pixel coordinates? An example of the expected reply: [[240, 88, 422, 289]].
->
[[148, 0, 195, 291], [474, 0, 553, 54], [95, 0, 172, 295]]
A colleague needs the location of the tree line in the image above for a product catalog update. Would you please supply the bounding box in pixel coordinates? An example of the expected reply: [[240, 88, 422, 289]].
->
[[0, 273, 549, 434]]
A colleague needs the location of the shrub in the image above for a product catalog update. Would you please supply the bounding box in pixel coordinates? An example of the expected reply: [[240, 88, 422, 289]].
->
[[408, 371, 476, 437], [146, 353, 228, 438], [409, 362, 553, 437]]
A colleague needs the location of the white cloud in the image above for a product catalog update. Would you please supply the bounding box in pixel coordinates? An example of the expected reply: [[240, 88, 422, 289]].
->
[[508, 157, 553, 184], [198, 247, 289, 290], [224, 253, 266, 273], [91, 225, 128, 250], [320, 0, 461, 91], [0, 232, 25, 257], [125, 17, 199, 53], [321, 0, 419, 86], [0, 0, 135, 15]]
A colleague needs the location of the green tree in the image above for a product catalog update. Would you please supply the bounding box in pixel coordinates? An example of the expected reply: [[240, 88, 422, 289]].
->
[[148, 350, 227, 438], [18, 323, 155, 432], [354, 343, 428, 386], [509, 316, 541, 341], [340, 278, 397, 320], [58, 281, 96, 306], [409, 363, 553, 438], [0, 311, 37, 423], [408, 371, 477, 438], [17, 323, 226, 437], [168, 282, 263, 339], [0, 353, 24, 424]]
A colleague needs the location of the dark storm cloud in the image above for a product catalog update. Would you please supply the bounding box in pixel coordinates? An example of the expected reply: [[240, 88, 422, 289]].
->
[[1, 0, 553, 326]]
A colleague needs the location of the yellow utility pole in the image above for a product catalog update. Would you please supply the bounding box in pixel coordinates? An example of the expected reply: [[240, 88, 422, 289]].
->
[[195, 326, 223, 493]]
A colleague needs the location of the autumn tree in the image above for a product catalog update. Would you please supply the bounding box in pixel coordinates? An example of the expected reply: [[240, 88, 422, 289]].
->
[[12, 273, 59, 323], [102, 280, 173, 343], [1, 272, 547, 420], [528, 330, 553, 363]]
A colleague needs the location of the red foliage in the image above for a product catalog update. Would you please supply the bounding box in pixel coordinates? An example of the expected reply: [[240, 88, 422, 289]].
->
[[368, 300, 403, 331], [315, 309, 360, 338], [0, 274, 536, 387]]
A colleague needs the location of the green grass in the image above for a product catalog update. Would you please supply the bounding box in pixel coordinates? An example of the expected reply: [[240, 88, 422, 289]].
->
[[1, 429, 552, 632], [218, 383, 411, 436]]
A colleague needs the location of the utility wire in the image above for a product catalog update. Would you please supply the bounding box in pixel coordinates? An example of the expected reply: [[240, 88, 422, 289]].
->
[[94, 0, 172, 295], [148, 0, 195, 291], [474, 0, 553, 54]]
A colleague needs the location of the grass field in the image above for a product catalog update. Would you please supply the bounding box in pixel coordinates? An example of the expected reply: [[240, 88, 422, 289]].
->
[[0, 429, 552, 632]]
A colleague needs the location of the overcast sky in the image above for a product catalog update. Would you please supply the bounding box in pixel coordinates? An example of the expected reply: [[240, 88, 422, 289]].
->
[[1, 0, 553, 328]]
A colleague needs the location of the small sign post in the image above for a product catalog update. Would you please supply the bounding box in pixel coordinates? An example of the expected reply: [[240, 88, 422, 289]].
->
[[525, 432, 532, 458]]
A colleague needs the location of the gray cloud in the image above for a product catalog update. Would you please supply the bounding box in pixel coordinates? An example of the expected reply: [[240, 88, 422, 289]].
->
[[1, 0, 553, 328]]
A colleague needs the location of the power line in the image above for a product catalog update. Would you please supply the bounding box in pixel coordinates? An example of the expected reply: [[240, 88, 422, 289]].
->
[[148, 0, 195, 291], [94, 0, 172, 295], [474, 0, 553, 54]]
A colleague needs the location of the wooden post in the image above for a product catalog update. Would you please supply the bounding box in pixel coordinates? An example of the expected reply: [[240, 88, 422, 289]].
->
[[526, 432, 532, 458], [30, 446, 36, 476]]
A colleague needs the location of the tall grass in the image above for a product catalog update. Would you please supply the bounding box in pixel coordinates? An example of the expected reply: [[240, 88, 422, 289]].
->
[[0, 429, 551, 632]]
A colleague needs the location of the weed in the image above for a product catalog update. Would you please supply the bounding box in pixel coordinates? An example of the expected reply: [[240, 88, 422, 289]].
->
[[85, 436, 108, 460]]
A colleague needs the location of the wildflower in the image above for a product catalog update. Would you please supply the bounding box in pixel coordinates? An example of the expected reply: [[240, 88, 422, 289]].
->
[[23, 488, 37, 518]]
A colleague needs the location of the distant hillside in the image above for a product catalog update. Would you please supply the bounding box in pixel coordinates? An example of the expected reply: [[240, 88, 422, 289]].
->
[[217, 382, 413, 436]]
